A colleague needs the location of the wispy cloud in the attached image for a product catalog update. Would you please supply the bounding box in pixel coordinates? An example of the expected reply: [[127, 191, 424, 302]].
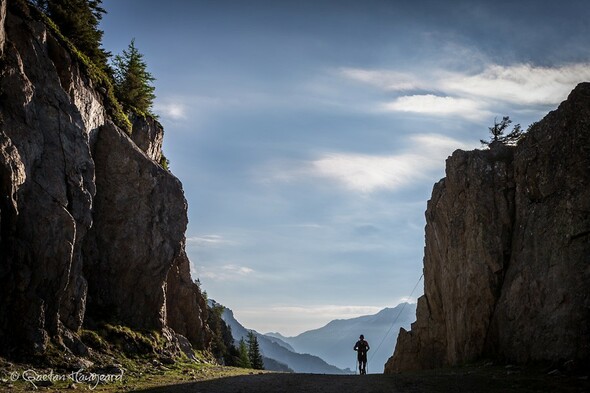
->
[[309, 134, 470, 193], [199, 264, 255, 281], [441, 63, 590, 105], [236, 304, 401, 335], [271, 305, 383, 317], [154, 101, 187, 120], [187, 235, 234, 247], [341, 62, 590, 118], [339, 68, 424, 91], [395, 296, 419, 305], [381, 94, 490, 120]]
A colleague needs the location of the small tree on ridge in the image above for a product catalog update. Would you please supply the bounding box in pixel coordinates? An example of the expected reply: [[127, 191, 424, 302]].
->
[[481, 116, 524, 147]]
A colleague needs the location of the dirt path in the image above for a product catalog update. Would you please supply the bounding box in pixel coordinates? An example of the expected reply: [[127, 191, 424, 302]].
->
[[131, 367, 590, 393]]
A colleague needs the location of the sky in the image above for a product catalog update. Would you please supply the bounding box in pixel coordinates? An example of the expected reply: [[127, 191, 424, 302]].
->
[[100, 0, 590, 336]]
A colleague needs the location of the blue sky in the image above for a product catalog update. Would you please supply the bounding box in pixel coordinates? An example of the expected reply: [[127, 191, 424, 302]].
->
[[101, 0, 590, 336]]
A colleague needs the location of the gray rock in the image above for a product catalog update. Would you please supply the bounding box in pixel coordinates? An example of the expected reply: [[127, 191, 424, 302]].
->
[[82, 120, 187, 330], [386, 83, 590, 372], [0, 0, 5, 56], [0, 4, 95, 353], [130, 113, 164, 163], [0, 2, 209, 358], [166, 250, 210, 349]]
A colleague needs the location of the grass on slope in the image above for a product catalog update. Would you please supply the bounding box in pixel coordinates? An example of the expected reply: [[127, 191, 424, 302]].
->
[[0, 359, 271, 392]]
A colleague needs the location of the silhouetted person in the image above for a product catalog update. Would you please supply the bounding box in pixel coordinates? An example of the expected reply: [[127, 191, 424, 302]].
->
[[354, 334, 370, 374]]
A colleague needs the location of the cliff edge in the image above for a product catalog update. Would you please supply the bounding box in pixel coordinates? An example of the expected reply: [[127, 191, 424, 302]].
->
[[0, 0, 209, 360], [385, 83, 590, 372]]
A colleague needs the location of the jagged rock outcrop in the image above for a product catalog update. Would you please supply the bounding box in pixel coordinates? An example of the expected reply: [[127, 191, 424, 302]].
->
[[130, 113, 164, 163], [385, 83, 590, 373], [82, 120, 187, 330], [489, 84, 590, 364], [0, 0, 209, 358]]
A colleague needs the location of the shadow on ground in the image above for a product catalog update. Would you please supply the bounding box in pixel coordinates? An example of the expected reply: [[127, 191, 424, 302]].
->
[[131, 366, 590, 393]]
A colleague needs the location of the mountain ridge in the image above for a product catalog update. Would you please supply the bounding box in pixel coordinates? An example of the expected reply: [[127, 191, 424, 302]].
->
[[266, 303, 416, 373], [220, 304, 349, 374]]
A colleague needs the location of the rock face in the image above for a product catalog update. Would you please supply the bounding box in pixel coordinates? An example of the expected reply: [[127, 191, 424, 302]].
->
[[0, 0, 209, 357], [130, 113, 164, 163], [166, 250, 210, 348], [385, 83, 590, 373]]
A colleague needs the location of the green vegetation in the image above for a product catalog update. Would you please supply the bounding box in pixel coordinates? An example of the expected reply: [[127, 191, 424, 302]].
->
[[33, 0, 110, 70], [0, 356, 268, 392], [207, 303, 240, 366], [160, 153, 171, 171], [99, 324, 162, 356], [80, 329, 109, 351], [481, 116, 524, 147], [29, 5, 132, 133], [30, 0, 158, 133], [28, 0, 170, 162], [0, 321, 272, 391], [237, 338, 252, 368], [205, 304, 265, 370], [113, 39, 157, 116], [247, 331, 265, 370]]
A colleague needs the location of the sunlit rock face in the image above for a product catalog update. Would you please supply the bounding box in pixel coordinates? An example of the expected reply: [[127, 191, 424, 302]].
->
[[0, 0, 208, 357], [385, 83, 590, 373]]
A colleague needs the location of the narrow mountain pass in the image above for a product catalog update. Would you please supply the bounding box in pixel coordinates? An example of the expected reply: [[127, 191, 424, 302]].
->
[[131, 366, 590, 393]]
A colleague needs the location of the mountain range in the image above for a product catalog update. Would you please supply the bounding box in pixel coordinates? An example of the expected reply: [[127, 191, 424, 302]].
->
[[221, 302, 416, 374], [267, 303, 416, 373], [221, 306, 349, 374]]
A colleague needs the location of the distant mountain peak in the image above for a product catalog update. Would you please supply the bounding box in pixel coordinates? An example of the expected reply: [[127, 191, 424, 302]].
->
[[219, 302, 350, 374]]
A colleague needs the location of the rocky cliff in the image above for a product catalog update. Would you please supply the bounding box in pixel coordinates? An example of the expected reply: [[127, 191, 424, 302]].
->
[[385, 83, 590, 373], [0, 0, 209, 360]]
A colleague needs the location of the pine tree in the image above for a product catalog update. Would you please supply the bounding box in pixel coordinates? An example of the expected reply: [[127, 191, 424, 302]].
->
[[237, 338, 251, 368], [247, 331, 264, 370], [113, 39, 156, 115], [36, 0, 110, 70], [481, 116, 524, 147]]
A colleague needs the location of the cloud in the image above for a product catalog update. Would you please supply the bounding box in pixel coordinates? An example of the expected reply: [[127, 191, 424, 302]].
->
[[309, 134, 470, 193], [340, 62, 590, 117], [153, 101, 187, 120], [339, 68, 424, 91], [187, 235, 233, 247], [441, 63, 590, 105], [199, 264, 255, 281], [236, 304, 414, 335], [396, 296, 419, 304], [271, 305, 384, 317], [381, 94, 491, 120]]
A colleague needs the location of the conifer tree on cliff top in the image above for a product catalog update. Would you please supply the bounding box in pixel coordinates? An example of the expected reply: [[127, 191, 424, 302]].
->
[[481, 116, 524, 147], [113, 39, 156, 115], [36, 0, 110, 70]]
